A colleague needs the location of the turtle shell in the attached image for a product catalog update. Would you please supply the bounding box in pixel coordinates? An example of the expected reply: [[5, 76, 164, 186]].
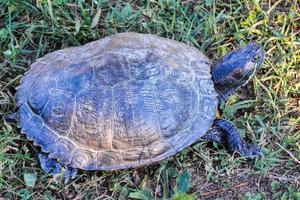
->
[[15, 32, 218, 170]]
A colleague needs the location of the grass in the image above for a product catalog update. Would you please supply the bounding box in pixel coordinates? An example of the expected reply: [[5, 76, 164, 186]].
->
[[0, 0, 299, 199]]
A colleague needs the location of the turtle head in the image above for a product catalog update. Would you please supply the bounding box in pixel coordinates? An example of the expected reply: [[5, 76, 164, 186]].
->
[[211, 43, 264, 100]]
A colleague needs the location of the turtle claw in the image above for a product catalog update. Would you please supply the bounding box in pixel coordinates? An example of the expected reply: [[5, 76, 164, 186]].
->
[[63, 167, 78, 184], [38, 153, 77, 183], [4, 112, 19, 123], [236, 143, 262, 158]]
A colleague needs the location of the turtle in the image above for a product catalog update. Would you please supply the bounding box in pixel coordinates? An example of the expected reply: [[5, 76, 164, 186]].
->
[[6, 32, 264, 181]]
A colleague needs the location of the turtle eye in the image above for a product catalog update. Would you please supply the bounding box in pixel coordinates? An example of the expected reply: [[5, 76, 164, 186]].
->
[[251, 54, 261, 62], [234, 71, 244, 79], [230, 68, 244, 80]]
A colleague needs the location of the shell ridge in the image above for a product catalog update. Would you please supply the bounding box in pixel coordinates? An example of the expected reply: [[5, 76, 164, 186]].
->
[[109, 87, 115, 150], [66, 94, 77, 138]]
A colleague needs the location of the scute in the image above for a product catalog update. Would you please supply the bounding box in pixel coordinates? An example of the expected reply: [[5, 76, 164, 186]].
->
[[71, 87, 113, 150], [111, 83, 142, 150], [15, 32, 218, 170], [49, 138, 76, 164], [71, 149, 98, 170], [41, 90, 75, 135], [55, 61, 94, 92], [97, 150, 126, 170], [94, 53, 131, 86], [155, 80, 196, 138]]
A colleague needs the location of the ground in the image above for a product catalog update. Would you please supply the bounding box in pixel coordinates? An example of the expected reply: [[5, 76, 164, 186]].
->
[[0, 0, 299, 199]]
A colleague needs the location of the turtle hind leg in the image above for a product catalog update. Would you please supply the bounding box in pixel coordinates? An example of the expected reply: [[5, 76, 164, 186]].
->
[[38, 153, 77, 183], [38, 153, 62, 174], [204, 119, 262, 158]]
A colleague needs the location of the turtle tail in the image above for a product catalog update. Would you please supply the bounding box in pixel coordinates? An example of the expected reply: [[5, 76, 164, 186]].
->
[[4, 112, 19, 123]]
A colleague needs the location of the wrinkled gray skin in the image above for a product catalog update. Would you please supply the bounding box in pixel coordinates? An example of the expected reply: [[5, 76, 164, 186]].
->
[[6, 33, 264, 182]]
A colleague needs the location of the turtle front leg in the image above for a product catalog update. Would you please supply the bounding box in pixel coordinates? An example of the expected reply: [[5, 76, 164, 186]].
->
[[38, 153, 77, 183], [203, 119, 262, 158]]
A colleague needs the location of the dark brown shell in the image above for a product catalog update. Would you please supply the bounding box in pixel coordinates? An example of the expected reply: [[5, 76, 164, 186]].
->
[[16, 32, 218, 170]]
